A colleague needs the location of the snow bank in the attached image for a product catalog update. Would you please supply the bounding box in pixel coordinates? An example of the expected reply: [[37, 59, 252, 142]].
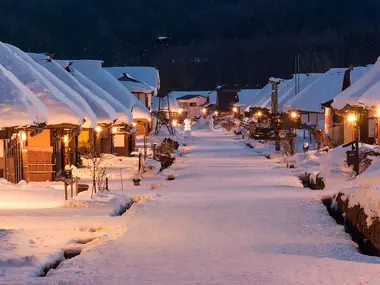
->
[[0, 179, 63, 209], [29, 53, 117, 124], [0, 42, 84, 126], [0, 64, 48, 127]]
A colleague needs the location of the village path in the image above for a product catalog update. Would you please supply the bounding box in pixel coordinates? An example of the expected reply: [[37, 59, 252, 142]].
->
[[36, 130, 380, 285]]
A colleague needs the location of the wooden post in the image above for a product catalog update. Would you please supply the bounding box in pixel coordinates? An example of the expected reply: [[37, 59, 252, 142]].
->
[[138, 153, 142, 172], [75, 179, 79, 196], [64, 181, 68, 201], [269, 78, 281, 151], [70, 178, 73, 198], [144, 136, 147, 160], [120, 168, 124, 191], [106, 177, 109, 191], [153, 144, 156, 160]]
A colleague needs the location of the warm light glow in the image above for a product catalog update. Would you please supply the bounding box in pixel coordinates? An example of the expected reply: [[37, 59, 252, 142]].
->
[[95, 126, 102, 133], [148, 117, 152, 122], [20, 132, 27, 141], [290, 111, 298, 118], [348, 113, 357, 123], [202, 108, 207, 114], [377, 108, 380, 117], [112, 127, 118, 133], [63, 135, 69, 144], [172, 119, 177, 126], [214, 111, 219, 116], [232, 107, 238, 113], [257, 111, 262, 117], [132, 122, 137, 128], [178, 108, 183, 114]]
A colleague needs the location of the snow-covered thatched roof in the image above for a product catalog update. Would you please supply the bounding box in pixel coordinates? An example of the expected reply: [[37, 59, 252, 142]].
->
[[286, 67, 369, 112], [236, 89, 261, 112], [68, 69, 132, 124], [0, 64, 48, 128], [105, 66, 160, 95], [332, 62, 378, 109], [5, 45, 97, 128], [60, 60, 138, 122], [29, 53, 117, 124], [0, 43, 85, 126]]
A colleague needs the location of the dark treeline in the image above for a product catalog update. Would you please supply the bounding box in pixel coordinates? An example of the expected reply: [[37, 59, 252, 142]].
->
[[1, 0, 380, 93]]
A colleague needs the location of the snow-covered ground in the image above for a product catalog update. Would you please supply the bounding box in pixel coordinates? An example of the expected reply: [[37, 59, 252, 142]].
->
[[1, 130, 380, 284]]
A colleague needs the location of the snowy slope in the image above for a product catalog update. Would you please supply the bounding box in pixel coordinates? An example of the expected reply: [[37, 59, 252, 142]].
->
[[106, 66, 160, 95], [69, 69, 132, 124], [64, 60, 135, 122], [132, 97, 151, 120], [332, 64, 376, 109], [0, 64, 48, 127], [0, 43, 84, 126], [5, 45, 97, 128], [29, 53, 117, 124]]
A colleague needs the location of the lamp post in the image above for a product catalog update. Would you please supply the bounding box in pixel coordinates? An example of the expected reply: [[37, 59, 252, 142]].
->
[[269, 78, 281, 151]]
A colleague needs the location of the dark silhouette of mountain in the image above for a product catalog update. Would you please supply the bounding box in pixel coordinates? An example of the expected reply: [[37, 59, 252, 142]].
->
[[1, 0, 380, 91]]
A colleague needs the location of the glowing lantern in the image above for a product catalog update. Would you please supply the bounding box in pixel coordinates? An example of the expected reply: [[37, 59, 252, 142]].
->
[[132, 122, 137, 128], [257, 111, 262, 117], [63, 135, 69, 144], [178, 108, 183, 114], [172, 119, 178, 126], [112, 127, 118, 133], [290, 111, 298, 119], [214, 111, 219, 116], [20, 132, 27, 141], [232, 107, 238, 113], [376, 108, 380, 117], [348, 113, 357, 123], [95, 126, 102, 133], [202, 108, 207, 114]]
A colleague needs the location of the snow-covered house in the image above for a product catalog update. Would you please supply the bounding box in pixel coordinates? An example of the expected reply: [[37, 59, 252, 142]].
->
[[65, 60, 138, 156], [28, 53, 120, 154], [329, 64, 377, 145], [0, 42, 87, 181], [0, 64, 48, 182], [105, 67, 158, 110], [166, 91, 210, 120]]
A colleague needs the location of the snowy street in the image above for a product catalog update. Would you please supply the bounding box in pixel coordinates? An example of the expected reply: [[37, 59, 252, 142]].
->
[[2, 130, 376, 285]]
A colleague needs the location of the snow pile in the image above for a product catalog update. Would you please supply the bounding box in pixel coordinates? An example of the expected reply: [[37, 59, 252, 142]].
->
[[29, 53, 117, 124], [0, 179, 63, 209], [0, 42, 85, 126], [0, 64, 48, 127]]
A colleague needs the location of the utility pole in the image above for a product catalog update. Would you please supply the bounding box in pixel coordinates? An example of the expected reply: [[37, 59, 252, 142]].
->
[[269, 78, 281, 151]]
